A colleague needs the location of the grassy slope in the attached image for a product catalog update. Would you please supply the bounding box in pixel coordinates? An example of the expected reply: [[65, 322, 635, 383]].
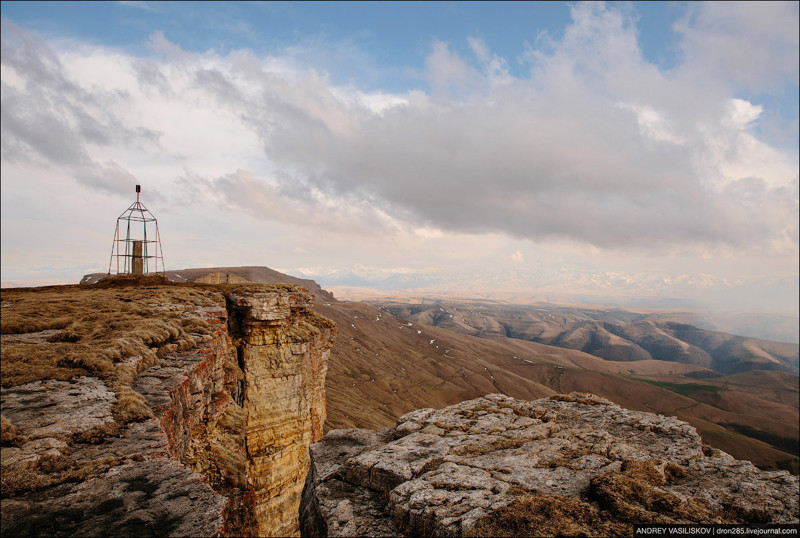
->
[[375, 300, 799, 374]]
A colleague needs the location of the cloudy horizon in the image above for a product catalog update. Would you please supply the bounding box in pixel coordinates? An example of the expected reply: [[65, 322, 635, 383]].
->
[[1, 1, 798, 319]]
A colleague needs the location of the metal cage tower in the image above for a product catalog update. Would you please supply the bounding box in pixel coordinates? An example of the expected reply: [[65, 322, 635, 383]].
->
[[108, 185, 165, 275]]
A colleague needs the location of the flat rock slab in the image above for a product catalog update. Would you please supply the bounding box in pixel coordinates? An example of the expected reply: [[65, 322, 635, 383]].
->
[[1, 460, 226, 537], [0, 329, 62, 344], [304, 393, 800, 537], [69, 418, 171, 464], [1, 377, 116, 439]]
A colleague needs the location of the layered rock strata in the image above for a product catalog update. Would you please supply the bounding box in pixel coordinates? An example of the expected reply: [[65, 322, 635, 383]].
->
[[301, 393, 799, 537], [225, 289, 335, 536], [1, 285, 335, 537]]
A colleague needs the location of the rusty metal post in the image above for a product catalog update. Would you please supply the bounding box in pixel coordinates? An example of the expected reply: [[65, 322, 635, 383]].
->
[[132, 240, 144, 274]]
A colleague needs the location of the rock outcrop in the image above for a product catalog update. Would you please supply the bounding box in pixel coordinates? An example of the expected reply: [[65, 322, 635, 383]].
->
[[225, 289, 335, 536], [1, 284, 335, 537], [301, 393, 799, 537]]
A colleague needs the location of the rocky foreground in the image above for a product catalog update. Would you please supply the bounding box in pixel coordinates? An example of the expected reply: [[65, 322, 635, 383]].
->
[[301, 393, 799, 537]]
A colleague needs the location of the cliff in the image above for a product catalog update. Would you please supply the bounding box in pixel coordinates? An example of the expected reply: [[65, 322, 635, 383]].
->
[[1, 281, 336, 537], [77, 266, 800, 475], [300, 393, 799, 537]]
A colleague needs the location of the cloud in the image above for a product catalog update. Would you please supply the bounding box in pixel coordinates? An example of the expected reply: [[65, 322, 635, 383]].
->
[[177, 169, 400, 235], [1, 3, 797, 257], [117, 1, 157, 12], [146, 30, 192, 63], [247, 2, 797, 252], [425, 41, 481, 99], [0, 19, 156, 196], [675, 1, 799, 93]]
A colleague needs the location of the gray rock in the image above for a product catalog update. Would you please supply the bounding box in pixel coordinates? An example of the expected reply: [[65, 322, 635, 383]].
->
[[1, 437, 71, 469], [1, 461, 226, 537], [302, 393, 800, 537], [1, 376, 117, 440], [301, 428, 397, 537]]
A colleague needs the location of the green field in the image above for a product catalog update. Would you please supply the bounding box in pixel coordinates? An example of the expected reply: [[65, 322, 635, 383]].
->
[[637, 379, 725, 397]]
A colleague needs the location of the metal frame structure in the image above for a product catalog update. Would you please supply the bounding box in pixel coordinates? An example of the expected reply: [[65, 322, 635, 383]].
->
[[108, 185, 165, 275]]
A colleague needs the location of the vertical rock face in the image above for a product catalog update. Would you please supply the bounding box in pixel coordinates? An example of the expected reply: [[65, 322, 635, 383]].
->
[[131, 285, 336, 536], [159, 286, 336, 537], [226, 289, 336, 537]]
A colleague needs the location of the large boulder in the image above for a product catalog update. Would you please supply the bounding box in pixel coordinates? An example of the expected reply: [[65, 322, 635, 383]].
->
[[301, 393, 799, 537]]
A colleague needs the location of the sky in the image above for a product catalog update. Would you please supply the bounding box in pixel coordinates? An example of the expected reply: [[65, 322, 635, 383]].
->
[[1, 1, 798, 317]]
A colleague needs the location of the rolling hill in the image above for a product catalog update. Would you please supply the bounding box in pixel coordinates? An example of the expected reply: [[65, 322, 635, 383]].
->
[[370, 299, 799, 374]]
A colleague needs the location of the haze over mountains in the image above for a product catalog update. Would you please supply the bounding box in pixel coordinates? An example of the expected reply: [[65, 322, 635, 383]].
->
[[80, 266, 799, 476], [297, 266, 799, 344], [300, 266, 798, 307], [371, 300, 799, 375]]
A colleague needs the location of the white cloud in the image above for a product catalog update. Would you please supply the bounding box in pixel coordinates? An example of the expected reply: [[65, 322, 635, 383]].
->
[[425, 41, 481, 100], [726, 98, 763, 129], [117, 1, 156, 11], [0, 3, 797, 299], [675, 1, 799, 93], [616, 103, 685, 144]]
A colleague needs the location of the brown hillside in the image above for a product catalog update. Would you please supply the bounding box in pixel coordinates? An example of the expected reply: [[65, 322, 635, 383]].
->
[[374, 300, 799, 374]]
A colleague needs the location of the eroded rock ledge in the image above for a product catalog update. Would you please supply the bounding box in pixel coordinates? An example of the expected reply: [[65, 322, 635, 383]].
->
[[1, 285, 336, 537], [224, 288, 336, 536], [300, 393, 799, 537]]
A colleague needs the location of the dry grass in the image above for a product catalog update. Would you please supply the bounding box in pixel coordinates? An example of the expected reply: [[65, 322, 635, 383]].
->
[[471, 458, 763, 536], [469, 493, 629, 537], [0, 454, 124, 498], [1, 415, 26, 447], [71, 422, 124, 445], [589, 459, 692, 524], [1, 276, 225, 440]]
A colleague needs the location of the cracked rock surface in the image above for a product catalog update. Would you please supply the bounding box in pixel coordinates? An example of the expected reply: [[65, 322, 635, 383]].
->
[[301, 393, 799, 537], [2, 460, 227, 537], [1, 377, 117, 440]]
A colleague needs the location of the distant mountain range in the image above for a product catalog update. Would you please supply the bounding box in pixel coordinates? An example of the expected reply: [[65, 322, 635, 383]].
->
[[296, 267, 798, 343], [297, 265, 798, 294], [371, 299, 799, 375]]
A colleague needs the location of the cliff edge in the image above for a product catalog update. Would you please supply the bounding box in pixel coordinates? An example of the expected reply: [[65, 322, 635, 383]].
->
[[1, 281, 336, 537], [301, 392, 799, 537]]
